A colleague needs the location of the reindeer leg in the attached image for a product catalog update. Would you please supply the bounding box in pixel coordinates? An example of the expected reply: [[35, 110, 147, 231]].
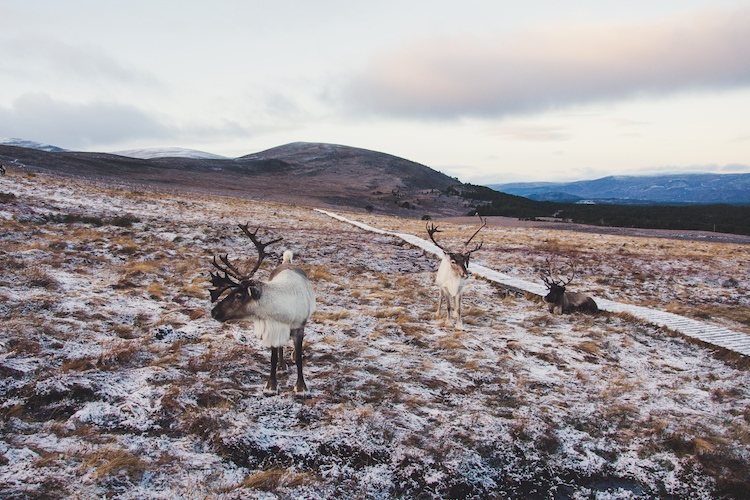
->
[[435, 288, 444, 318], [291, 326, 309, 398], [454, 294, 464, 330], [277, 346, 287, 371], [264, 347, 280, 396], [445, 292, 454, 327]]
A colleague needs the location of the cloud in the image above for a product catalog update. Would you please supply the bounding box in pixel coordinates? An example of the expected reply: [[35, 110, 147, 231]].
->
[[344, 8, 750, 119], [0, 36, 159, 88], [0, 93, 260, 151], [490, 124, 570, 141], [0, 93, 177, 149]]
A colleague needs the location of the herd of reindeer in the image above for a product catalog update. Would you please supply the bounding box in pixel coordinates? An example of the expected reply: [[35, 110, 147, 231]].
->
[[208, 216, 599, 398]]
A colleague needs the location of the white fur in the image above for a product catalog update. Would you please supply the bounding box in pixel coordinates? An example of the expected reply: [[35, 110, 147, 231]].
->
[[251, 267, 316, 347], [254, 318, 292, 347], [435, 253, 468, 329], [282, 250, 293, 264], [436, 254, 466, 297]]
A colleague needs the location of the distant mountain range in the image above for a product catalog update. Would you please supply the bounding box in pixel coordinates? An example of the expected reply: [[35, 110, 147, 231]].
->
[[0, 139, 463, 216], [112, 147, 229, 160], [3, 137, 748, 209], [0, 137, 69, 153], [488, 173, 750, 205]]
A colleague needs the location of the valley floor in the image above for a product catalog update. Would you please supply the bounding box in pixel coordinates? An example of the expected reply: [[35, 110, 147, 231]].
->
[[1, 173, 749, 499]]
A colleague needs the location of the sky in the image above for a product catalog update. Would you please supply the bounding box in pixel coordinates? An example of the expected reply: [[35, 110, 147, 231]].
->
[[1, 0, 749, 184]]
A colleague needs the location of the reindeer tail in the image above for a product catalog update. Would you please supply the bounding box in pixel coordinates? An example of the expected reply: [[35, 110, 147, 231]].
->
[[282, 250, 294, 264]]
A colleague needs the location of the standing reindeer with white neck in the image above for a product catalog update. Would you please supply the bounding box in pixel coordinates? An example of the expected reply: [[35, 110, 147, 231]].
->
[[209, 224, 316, 397], [427, 215, 486, 329]]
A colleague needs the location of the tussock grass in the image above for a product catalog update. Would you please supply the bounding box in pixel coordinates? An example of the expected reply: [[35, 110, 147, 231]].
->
[[97, 342, 145, 370], [373, 307, 408, 321], [316, 310, 351, 322], [60, 358, 96, 372], [401, 323, 431, 338], [234, 467, 313, 492], [26, 265, 59, 289], [576, 340, 602, 358], [146, 282, 166, 299], [307, 265, 335, 282], [112, 323, 138, 339], [83, 446, 148, 480]]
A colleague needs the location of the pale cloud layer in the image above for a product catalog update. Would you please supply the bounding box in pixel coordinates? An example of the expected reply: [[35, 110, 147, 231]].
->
[[0, 94, 174, 147], [0, 36, 158, 85], [345, 9, 750, 119], [0, 1, 748, 182]]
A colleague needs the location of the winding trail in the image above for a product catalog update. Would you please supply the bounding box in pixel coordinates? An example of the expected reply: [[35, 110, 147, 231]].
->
[[317, 209, 750, 357]]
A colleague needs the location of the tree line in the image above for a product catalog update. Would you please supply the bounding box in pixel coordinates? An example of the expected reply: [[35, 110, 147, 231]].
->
[[448, 184, 750, 236]]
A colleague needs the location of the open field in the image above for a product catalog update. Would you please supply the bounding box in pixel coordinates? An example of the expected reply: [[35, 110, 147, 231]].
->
[[1, 173, 749, 499]]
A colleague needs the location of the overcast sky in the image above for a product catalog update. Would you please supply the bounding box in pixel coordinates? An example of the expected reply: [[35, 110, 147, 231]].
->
[[1, 0, 749, 183]]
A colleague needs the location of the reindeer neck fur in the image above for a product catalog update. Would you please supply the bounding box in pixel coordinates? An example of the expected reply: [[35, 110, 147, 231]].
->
[[213, 250, 315, 348], [247, 269, 315, 346], [436, 252, 468, 297]]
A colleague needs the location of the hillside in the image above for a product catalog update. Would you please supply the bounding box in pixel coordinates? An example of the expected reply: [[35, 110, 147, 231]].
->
[[4, 139, 750, 235], [242, 142, 458, 191], [489, 173, 750, 205], [0, 142, 465, 217]]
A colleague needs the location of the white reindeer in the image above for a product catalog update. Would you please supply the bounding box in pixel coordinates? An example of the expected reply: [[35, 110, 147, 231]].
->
[[426, 215, 486, 329], [209, 224, 316, 397]]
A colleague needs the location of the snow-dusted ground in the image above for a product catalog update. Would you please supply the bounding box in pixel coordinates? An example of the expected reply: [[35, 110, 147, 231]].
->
[[1, 173, 749, 499], [318, 210, 750, 357]]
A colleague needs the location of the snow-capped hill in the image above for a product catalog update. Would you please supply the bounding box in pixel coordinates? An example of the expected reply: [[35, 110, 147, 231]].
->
[[0, 137, 68, 152], [112, 147, 229, 160]]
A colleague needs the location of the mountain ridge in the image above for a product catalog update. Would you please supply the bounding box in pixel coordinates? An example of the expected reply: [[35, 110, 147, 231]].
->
[[112, 147, 229, 160], [0, 141, 465, 216], [489, 173, 750, 205], [0, 137, 68, 153]]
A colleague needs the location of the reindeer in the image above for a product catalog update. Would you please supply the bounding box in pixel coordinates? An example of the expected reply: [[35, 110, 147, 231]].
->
[[540, 259, 598, 314], [209, 224, 316, 397], [426, 214, 486, 329]]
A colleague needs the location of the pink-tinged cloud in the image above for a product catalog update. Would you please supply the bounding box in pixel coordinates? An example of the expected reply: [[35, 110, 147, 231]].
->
[[345, 9, 750, 119]]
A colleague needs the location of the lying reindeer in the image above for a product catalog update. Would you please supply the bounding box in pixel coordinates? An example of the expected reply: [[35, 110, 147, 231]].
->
[[426, 214, 486, 329], [540, 260, 598, 314], [209, 224, 316, 397]]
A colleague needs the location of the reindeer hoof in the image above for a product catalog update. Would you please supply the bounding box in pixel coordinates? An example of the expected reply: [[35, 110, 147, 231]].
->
[[293, 383, 309, 399], [263, 381, 279, 397]]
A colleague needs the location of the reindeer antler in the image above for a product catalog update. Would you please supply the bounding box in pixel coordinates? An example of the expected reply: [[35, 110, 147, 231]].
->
[[462, 214, 486, 255], [540, 258, 576, 288], [208, 224, 283, 302], [560, 263, 576, 287], [426, 222, 449, 253], [237, 223, 282, 277], [540, 258, 556, 288]]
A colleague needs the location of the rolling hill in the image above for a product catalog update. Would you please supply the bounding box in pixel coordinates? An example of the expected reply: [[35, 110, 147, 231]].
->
[[0, 141, 464, 216]]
